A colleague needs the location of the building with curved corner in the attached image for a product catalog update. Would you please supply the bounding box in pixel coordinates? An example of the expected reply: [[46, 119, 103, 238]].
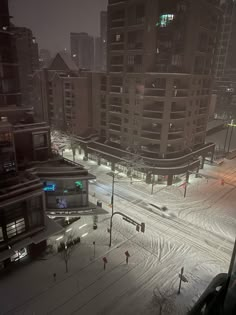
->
[[82, 0, 219, 185]]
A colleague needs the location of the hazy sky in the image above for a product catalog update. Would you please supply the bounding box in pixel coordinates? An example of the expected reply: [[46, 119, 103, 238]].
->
[[9, 0, 108, 54]]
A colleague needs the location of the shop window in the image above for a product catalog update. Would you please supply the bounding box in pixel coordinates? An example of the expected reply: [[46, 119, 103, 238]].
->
[[10, 248, 28, 262], [6, 218, 26, 239]]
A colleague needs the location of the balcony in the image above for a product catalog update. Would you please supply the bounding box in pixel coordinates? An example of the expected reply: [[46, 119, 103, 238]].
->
[[168, 127, 184, 134], [109, 125, 121, 132], [110, 86, 123, 94], [168, 133, 184, 141], [110, 43, 125, 51], [172, 90, 188, 97], [110, 65, 123, 73], [171, 106, 186, 113], [109, 119, 121, 126], [126, 64, 142, 73], [143, 112, 163, 120], [141, 144, 160, 154], [109, 107, 122, 115], [141, 132, 161, 141], [142, 126, 161, 133], [127, 42, 143, 50], [143, 105, 164, 113], [144, 89, 166, 97], [109, 0, 126, 4], [170, 113, 185, 120], [110, 20, 125, 29]]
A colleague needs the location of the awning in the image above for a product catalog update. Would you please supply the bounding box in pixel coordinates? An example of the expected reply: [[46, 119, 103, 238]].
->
[[31, 216, 63, 244]]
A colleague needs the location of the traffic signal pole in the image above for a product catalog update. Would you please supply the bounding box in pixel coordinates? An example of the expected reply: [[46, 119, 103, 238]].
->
[[109, 211, 145, 247]]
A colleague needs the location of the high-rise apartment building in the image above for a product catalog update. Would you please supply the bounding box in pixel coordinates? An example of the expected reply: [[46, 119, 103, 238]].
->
[[39, 49, 52, 68], [70, 32, 94, 70], [100, 11, 107, 71], [32, 52, 97, 137], [214, 0, 236, 120], [0, 0, 96, 269], [12, 26, 39, 106], [94, 36, 102, 71], [0, 0, 21, 108], [87, 0, 220, 184]]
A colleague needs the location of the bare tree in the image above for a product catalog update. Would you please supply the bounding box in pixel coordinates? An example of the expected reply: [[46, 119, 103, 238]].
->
[[152, 286, 175, 315], [120, 146, 148, 184], [58, 233, 78, 273]]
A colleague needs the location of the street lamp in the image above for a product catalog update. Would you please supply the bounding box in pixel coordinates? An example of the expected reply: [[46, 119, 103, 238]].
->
[[109, 171, 120, 247]]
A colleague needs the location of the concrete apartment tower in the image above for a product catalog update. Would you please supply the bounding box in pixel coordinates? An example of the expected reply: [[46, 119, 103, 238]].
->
[[100, 11, 107, 71], [70, 32, 94, 70], [88, 0, 220, 185]]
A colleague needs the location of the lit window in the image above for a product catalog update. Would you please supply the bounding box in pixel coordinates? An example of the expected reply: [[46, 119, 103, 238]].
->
[[6, 218, 26, 239], [115, 34, 121, 42], [156, 14, 174, 27]]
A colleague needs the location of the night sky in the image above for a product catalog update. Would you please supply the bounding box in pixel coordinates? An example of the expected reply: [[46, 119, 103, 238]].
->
[[9, 0, 108, 54]]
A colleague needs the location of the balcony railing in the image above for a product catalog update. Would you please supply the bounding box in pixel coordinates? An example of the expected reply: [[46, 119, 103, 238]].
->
[[144, 90, 166, 97], [110, 20, 125, 28], [142, 126, 161, 133], [143, 106, 164, 112], [168, 134, 184, 140], [170, 113, 185, 120], [168, 127, 184, 133], [171, 106, 186, 112], [110, 65, 123, 72], [143, 113, 163, 119], [109, 125, 121, 132], [109, 120, 121, 126], [141, 133, 161, 140]]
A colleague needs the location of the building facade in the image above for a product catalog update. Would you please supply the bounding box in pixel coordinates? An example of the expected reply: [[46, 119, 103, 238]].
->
[[0, 0, 96, 269], [85, 0, 220, 184], [12, 26, 39, 107], [100, 11, 107, 71], [94, 36, 102, 71], [0, 0, 21, 107], [214, 0, 236, 120], [31, 52, 96, 137], [39, 49, 52, 69], [70, 32, 94, 70]]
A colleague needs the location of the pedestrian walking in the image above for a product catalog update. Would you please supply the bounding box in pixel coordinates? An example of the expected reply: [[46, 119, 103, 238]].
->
[[53, 272, 57, 282], [221, 178, 225, 186]]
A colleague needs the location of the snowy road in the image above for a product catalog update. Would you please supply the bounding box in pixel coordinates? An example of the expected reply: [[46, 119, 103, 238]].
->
[[0, 148, 235, 314]]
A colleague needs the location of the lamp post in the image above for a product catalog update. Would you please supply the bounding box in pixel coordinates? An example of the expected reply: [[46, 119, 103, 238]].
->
[[109, 172, 116, 247]]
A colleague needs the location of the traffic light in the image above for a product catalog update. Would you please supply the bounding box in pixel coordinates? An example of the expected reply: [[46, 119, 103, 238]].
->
[[136, 225, 140, 232], [141, 222, 145, 233]]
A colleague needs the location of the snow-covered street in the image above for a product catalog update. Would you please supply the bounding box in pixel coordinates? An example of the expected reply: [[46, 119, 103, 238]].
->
[[0, 148, 235, 314]]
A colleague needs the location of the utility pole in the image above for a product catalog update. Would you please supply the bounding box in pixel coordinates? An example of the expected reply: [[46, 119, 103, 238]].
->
[[223, 124, 230, 153], [227, 125, 234, 153], [109, 173, 115, 247], [151, 174, 155, 195]]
